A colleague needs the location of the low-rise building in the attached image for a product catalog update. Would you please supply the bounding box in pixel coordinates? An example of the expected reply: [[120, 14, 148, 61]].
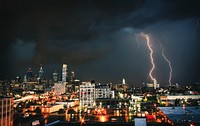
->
[[159, 95, 200, 106], [95, 83, 114, 99], [158, 106, 200, 125], [115, 79, 128, 92], [53, 82, 66, 95], [30, 104, 64, 113], [0, 96, 14, 126]]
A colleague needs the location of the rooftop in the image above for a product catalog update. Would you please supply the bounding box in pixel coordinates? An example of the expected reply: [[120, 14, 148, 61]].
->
[[158, 106, 200, 123]]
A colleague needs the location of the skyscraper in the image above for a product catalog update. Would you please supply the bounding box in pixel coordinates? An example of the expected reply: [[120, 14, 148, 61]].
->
[[153, 78, 159, 89], [53, 70, 58, 82], [38, 64, 44, 79], [70, 71, 75, 83], [26, 68, 33, 79], [23, 75, 27, 83], [62, 64, 68, 83], [122, 78, 126, 84]]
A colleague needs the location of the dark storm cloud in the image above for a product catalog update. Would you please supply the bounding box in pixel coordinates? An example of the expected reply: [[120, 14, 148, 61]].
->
[[0, 0, 146, 65], [0, 0, 200, 83], [1, 0, 199, 48]]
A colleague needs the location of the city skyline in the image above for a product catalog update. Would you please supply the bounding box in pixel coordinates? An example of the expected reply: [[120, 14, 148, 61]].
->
[[0, 0, 200, 85]]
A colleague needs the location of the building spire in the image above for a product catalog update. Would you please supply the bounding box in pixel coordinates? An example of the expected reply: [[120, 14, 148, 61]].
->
[[122, 78, 126, 84], [39, 64, 44, 79], [62, 64, 68, 83]]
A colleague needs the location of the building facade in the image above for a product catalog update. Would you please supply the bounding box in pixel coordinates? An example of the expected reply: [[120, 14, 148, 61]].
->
[[79, 82, 95, 109], [95, 83, 114, 99], [159, 95, 200, 106], [53, 82, 66, 95], [115, 79, 128, 92], [53, 71, 58, 83], [62, 64, 68, 83], [38, 64, 44, 79], [0, 97, 14, 126]]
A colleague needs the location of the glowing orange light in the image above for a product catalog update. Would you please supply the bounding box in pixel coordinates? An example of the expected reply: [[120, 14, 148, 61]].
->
[[190, 123, 195, 126], [81, 118, 84, 123], [99, 116, 108, 122], [80, 118, 86, 126]]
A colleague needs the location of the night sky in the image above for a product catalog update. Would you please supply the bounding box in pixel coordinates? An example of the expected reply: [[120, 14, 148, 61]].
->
[[0, 0, 200, 86]]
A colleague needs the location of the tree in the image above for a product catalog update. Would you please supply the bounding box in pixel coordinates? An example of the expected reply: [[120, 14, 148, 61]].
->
[[35, 107, 42, 115], [175, 99, 180, 106], [147, 96, 158, 103], [68, 109, 76, 121], [58, 108, 65, 115]]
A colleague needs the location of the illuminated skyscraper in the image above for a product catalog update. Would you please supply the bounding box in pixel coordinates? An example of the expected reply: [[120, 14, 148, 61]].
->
[[23, 75, 27, 83], [62, 64, 68, 83], [53, 70, 58, 82], [153, 78, 159, 89], [26, 68, 33, 79], [38, 64, 44, 79], [122, 78, 126, 84], [153, 78, 157, 89], [70, 71, 75, 83]]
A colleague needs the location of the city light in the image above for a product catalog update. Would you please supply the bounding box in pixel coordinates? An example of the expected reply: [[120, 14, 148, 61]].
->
[[80, 118, 86, 126], [1, 1, 199, 126], [99, 116, 108, 122]]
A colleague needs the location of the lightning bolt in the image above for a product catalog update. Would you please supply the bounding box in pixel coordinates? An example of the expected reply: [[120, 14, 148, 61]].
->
[[161, 48, 173, 86], [136, 36, 140, 49], [142, 33, 155, 82]]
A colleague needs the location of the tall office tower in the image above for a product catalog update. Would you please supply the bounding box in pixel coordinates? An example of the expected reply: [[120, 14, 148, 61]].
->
[[23, 75, 27, 83], [122, 78, 126, 84], [15, 76, 21, 83], [0, 97, 14, 126], [53, 71, 58, 82], [70, 71, 75, 83], [38, 64, 44, 79], [62, 64, 68, 83], [26, 67, 33, 79], [153, 78, 159, 89]]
